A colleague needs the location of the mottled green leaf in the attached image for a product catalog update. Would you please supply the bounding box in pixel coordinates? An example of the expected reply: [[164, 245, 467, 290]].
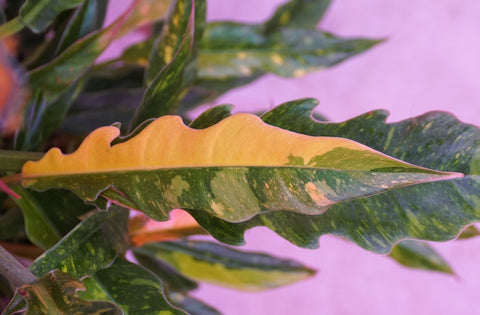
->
[[199, 23, 380, 79], [133, 250, 198, 292], [263, 0, 331, 34], [22, 113, 458, 223], [134, 240, 315, 291], [389, 240, 454, 274], [187, 99, 480, 253], [56, 0, 108, 55], [129, 0, 198, 130], [145, 0, 195, 84], [81, 258, 186, 315], [29, 207, 129, 278], [167, 292, 221, 315], [19, 0, 83, 33], [3, 270, 122, 315], [11, 187, 94, 250]]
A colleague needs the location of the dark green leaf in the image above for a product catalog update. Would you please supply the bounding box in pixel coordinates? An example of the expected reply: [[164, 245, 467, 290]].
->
[[134, 240, 315, 291], [188, 104, 233, 129], [15, 80, 84, 151], [81, 258, 187, 315], [29, 206, 129, 278], [19, 0, 83, 33], [188, 99, 480, 253], [3, 270, 122, 315], [12, 187, 94, 250], [133, 250, 198, 292], [264, 0, 332, 34], [199, 23, 381, 79], [56, 0, 108, 55], [167, 292, 221, 315], [389, 240, 454, 274]]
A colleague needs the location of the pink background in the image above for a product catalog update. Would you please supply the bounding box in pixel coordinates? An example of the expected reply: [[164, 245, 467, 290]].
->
[[107, 1, 480, 314]]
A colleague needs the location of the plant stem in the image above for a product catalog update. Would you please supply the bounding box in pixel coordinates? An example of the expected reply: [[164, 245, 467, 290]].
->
[[0, 150, 44, 173], [0, 245, 37, 288], [0, 18, 24, 38]]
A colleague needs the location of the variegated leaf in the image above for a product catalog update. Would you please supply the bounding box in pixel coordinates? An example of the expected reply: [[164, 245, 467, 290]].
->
[[186, 99, 480, 253], [133, 240, 315, 291], [21, 113, 459, 223]]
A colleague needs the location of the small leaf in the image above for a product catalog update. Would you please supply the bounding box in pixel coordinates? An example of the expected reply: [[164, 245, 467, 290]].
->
[[389, 240, 454, 274], [21, 113, 459, 223], [12, 188, 95, 250], [29, 206, 129, 278], [199, 23, 380, 79], [263, 0, 332, 34], [134, 240, 315, 291], [19, 0, 83, 33], [457, 225, 480, 240], [2, 270, 122, 315], [81, 258, 186, 314]]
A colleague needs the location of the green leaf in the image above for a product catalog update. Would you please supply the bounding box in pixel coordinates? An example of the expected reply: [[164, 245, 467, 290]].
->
[[198, 23, 380, 79], [133, 250, 198, 292], [29, 206, 129, 278], [15, 80, 84, 151], [22, 113, 458, 223], [457, 225, 480, 240], [11, 188, 94, 250], [129, 0, 198, 130], [145, 0, 195, 84], [56, 0, 108, 55], [389, 240, 454, 274], [187, 99, 480, 253], [263, 0, 332, 34], [81, 258, 186, 315], [2, 270, 122, 315], [134, 240, 315, 291], [19, 0, 83, 33]]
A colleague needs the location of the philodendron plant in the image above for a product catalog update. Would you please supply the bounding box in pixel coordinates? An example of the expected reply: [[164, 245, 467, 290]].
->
[[0, 0, 478, 313]]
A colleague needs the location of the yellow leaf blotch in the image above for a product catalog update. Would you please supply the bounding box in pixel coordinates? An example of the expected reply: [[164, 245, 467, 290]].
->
[[22, 114, 449, 179]]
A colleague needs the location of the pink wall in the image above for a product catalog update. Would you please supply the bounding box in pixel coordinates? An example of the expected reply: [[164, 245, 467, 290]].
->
[[108, 1, 480, 314]]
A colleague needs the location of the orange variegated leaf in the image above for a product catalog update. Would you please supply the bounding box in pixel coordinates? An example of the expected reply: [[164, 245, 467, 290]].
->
[[130, 210, 206, 246], [21, 113, 461, 222]]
